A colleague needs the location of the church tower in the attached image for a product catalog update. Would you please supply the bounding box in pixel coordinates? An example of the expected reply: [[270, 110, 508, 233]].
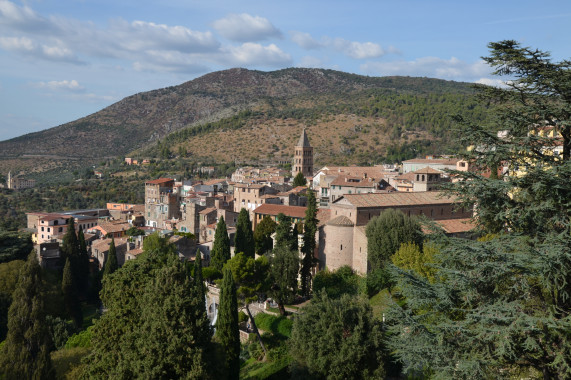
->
[[292, 129, 313, 178]]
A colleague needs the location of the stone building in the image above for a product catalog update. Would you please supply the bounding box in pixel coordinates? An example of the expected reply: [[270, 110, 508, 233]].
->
[[292, 129, 313, 178], [145, 178, 181, 228], [318, 191, 474, 274], [6, 171, 35, 190]]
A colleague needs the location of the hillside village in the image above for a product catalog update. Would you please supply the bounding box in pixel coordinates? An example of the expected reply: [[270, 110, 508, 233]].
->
[[25, 129, 479, 278]]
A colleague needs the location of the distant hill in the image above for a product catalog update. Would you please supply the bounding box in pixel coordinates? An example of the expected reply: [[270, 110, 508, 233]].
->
[[0, 68, 490, 173]]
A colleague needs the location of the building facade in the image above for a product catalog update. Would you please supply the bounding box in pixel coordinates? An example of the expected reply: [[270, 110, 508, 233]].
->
[[292, 129, 313, 178]]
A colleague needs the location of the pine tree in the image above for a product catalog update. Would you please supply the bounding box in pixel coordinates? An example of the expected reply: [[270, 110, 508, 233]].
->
[[0, 252, 55, 379], [216, 267, 240, 379], [301, 189, 318, 297], [103, 237, 118, 277], [211, 216, 230, 270], [62, 257, 82, 328], [388, 41, 571, 379], [234, 208, 255, 258]]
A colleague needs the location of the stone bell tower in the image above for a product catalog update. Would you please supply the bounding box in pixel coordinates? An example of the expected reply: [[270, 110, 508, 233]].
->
[[292, 129, 313, 178]]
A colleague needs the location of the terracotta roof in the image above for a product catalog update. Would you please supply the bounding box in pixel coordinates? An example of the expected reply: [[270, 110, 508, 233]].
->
[[395, 172, 416, 181], [330, 176, 379, 188], [253, 204, 307, 219], [326, 215, 354, 227], [129, 248, 144, 256], [316, 208, 331, 228], [199, 207, 217, 215], [338, 191, 457, 208], [95, 222, 130, 234], [92, 237, 127, 251], [436, 218, 476, 234], [145, 178, 174, 185], [318, 166, 387, 179], [234, 183, 266, 189]]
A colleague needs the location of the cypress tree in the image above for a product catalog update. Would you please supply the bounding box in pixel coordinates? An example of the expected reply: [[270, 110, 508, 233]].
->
[[254, 215, 277, 255], [275, 213, 294, 250], [235, 208, 255, 258], [216, 267, 240, 380], [77, 225, 90, 298], [292, 171, 307, 187], [103, 237, 118, 277], [301, 189, 318, 297], [60, 217, 79, 266], [210, 216, 230, 271], [62, 257, 82, 328], [193, 249, 205, 310], [0, 252, 55, 379]]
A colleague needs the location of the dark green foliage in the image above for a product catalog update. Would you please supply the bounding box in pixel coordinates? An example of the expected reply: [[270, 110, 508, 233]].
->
[[126, 225, 146, 236], [274, 213, 297, 251], [363, 267, 394, 297], [292, 172, 307, 187], [193, 249, 205, 309], [0, 259, 25, 341], [313, 266, 361, 299], [365, 208, 423, 270], [268, 246, 299, 315], [142, 232, 176, 255], [77, 226, 90, 298], [211, 216, 231, 270], [62, 258, 82, 328], [202, 266, 223, 282], [60, 218, 79, 265], [235, 208, 255, 258], [388, 41, 571, 379], [254, 215, 277, 255], [289, 293, 387, 379], [301, 190, 317, 297], [0, 231, 33, 263], [102, 237, 118, 277], [0, 252, 55, 379], [46, 315, 74, 350], [64, 326, 92, 349], [217, 267, 240, 379], [84, 247, 214, 378]]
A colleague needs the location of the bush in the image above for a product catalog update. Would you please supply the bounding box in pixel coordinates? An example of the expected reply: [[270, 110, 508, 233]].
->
[[254, 313, 293, 338], [238, 311, 248, 324], [65, 326, 92, 349], [313, 265, 360, 298]]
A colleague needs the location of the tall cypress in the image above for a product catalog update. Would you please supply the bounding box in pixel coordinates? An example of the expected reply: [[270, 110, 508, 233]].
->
[[60, 217, 79, 265], [0, 252, 55, 379], [216, 267, 240, 380], [103, 237, 118, 277], [235, 208, 255, 258], [301, 190, 318, 297], [210, 216, 230, 270], [62, 257, 82, 328], [194, 249, 205, 310], [77, 225, 90, 298], [275, 213, 293, 250]]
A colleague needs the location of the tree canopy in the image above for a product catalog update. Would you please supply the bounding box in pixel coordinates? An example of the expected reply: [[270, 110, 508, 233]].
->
[[254, 215, 277, 255], [268, 246, 299, 315], [211, 216, 231, 271], [301, 189, 318, 297], [292, 171, 307, 187], [234, 208, 255, 258], [388, 41, 571, 379], [216, 267, 240, 379]]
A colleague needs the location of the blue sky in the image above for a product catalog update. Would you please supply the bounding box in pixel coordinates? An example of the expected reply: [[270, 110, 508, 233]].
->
[[0, 0, 569, 141]]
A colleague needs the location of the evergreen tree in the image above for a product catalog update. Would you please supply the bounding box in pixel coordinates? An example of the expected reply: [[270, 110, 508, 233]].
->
[[216, 267, 240, 379], [234, 208, 255, 258], [254, 215, 277, 255], [103, 237, 118, 277], [193, 249, 205, 310], [60, 217, 79, 266], [301, 189, 318, 297], [211, 216, 230, 270], [62, 258, 82, 328], [0, 252, 55, 379], [269, 246, 299, 315], [292, 171, 307, 187], [275, 213, 296, 250], [388, 41, 571, 379], [77, 225, 90, 298], [365, 208, 423, 270]]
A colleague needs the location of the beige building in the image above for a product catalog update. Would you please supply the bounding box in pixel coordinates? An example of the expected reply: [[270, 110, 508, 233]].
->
[[6, 171, 35, 190], [392, 167, 449, 192], [318, 191, 474, 274], [145, 178, 181, 228]]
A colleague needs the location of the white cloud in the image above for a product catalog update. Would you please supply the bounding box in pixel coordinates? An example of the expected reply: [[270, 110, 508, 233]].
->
[[475, 77, 507, 87], [332, 38, 384, 59], [290, 31, 322, 49], [0, 0, 54, 33], [0, 36, 82, 63], [133, 50, 210, 74], [361, 57, 491, 81], [224, 42, 292, 67], [212, 13, 281, 42], [33, 79, 85, 92]]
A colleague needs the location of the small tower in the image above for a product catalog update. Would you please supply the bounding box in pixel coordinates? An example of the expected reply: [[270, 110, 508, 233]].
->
[[292, 129, 313, 178]]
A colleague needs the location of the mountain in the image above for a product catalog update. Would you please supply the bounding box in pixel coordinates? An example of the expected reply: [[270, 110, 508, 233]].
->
[[0, 68, 489, 173]]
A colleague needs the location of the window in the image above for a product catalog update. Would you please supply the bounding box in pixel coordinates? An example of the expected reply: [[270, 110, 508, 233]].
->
[[47, 228, 51, 232], [59, 227, 63, 233], [340, 244, 343, 250], [41, 227, 44, 232]]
